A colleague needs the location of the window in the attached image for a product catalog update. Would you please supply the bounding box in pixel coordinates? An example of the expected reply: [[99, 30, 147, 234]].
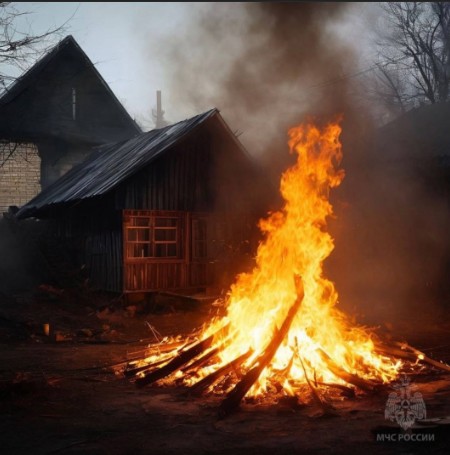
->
[[191, 217, 207, 259], [124, 212, 182, 259], [72, 87, 77, 120]]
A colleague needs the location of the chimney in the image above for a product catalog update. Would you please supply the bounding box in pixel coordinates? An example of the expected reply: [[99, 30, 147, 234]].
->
[[154, 90, 166, 128]]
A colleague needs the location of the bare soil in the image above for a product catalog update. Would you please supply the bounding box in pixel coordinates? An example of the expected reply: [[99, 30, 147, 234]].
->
[[1, 288, 449, 455]]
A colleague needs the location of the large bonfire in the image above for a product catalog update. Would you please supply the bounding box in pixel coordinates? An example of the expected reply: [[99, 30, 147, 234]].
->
[[124, 119, 448, 416]]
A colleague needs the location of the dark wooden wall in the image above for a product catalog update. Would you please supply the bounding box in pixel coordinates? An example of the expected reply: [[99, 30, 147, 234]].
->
[[115, 131, 214, 212], [43, 118, 275, 294], [46, 194, 123, 292]]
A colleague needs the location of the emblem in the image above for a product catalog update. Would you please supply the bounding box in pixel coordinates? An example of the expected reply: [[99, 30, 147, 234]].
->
[[385, 375, 426, 430]]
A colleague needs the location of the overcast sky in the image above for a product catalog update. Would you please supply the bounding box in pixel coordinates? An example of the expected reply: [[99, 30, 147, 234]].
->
[[11, 2, 381, 153], [12, 2, 193, 129]]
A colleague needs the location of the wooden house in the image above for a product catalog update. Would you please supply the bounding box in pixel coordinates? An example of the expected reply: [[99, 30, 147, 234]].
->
[[0, 35, 141, 211], [15, 109, 274, 294]]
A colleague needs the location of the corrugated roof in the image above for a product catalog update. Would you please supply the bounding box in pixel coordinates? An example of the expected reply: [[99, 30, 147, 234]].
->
[[16, 108, 218, 219]]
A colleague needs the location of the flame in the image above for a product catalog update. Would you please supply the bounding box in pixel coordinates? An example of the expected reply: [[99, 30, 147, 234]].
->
[[138, 119, 402, 398], [199, 118, 400, 396]]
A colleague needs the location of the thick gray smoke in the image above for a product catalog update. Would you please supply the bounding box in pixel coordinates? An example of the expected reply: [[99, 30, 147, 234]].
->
[[143, 3, 449, 329], [147, 2, 369, 178]]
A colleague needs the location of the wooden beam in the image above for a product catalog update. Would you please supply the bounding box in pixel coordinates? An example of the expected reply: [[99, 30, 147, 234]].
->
[[135, 323, 229, 388], [395, 342, 450, 373], [375, 342, 450, 373], [181, 347, 220, 373], [124, 357, 170, 378], [188, 349, 253, 397], [218, 275, 304, 418], [296, 343, 336, 415], [317, 348, 375, 392]]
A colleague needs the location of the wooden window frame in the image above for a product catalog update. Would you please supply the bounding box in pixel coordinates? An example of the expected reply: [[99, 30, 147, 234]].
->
[[191, 215, 208, 261], [123, 210, 184, 262]]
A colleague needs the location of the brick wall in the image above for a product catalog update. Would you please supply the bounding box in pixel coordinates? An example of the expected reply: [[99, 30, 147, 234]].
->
[[0, 142, 41, 213]]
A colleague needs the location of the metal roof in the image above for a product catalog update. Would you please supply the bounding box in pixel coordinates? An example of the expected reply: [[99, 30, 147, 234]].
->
[[16, 108, 218, 219]]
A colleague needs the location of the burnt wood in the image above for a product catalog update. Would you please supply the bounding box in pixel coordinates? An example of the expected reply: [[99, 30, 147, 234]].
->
[[135, 323, 229, 388], [188, 349, 254, 397], [375, 342, 450, 373], [318, 349, 375, 392], [218, 276, 304, 418]]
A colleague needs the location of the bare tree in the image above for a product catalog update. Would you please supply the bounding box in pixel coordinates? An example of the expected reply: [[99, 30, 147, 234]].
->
[[0, 2, 71, 170], [373, 2, 450, 115], [0, 2, 69, 92]]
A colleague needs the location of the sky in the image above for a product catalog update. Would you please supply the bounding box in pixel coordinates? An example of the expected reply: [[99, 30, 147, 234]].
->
[[10, 2, 382, 155], [12, 2, 192, 129]]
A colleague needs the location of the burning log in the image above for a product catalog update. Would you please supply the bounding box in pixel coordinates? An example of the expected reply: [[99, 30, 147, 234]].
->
[[397, 342, 450, 372], [317, 349, 375, 393], [124, 357, 172, 378], [135, 323, 229, 388], [181, 346, 221, 373], [217, 276, 304, 418], [188, 349, 253, 397], [375, 342, 450, 373], [297, 346, 336, 416], [314, 381, 355, 398], [122, 340, 194, 377]]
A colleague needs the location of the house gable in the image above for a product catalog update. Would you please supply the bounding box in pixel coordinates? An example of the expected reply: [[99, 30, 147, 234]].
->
[[0, 35, 141, 144]]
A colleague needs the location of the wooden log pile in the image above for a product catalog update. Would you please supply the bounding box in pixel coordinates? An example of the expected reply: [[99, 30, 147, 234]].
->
[[122, 275, 450, 418]]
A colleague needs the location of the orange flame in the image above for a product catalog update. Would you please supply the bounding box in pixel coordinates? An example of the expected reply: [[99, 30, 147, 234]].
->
[[135, 119, 402, 398], [197, 118, 401, 396]]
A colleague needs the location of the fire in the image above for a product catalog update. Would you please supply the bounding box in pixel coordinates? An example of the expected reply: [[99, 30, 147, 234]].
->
[[201, 118, 400, 394], [131, 118, 404, 403]]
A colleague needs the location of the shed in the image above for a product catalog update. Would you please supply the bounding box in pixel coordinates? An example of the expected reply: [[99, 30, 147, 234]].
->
[[16, 109, 273, 294]]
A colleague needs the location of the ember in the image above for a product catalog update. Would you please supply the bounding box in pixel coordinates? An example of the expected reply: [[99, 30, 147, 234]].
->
[[123, 119, 450, 416]]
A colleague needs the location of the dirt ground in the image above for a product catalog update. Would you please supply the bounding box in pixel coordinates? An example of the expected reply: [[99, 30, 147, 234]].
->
[[1, 287, 450, 455]]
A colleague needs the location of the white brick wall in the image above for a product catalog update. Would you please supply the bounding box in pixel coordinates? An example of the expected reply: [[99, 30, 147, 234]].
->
[[0, 143, 41, 213]]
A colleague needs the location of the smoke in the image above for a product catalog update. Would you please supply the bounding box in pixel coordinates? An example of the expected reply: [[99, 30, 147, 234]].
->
[[328, 112, 450, 329], [147, 2, 372, 178], [142, 3, 449, 326]]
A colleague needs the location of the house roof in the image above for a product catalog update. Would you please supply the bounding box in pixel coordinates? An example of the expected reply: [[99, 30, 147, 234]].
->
[[16, 108, 230, 219], [0, 35, 141, 136]]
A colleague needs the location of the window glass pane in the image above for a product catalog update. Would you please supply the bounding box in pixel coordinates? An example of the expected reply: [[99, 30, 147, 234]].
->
[[155, 244, 165, 257], [138, 229, 150, 242], [192, 218, 207, 259], [142, 244, 152, 257], [128, 229, 137, 242], [135, 217, 151, 227], [135, 244, 151, 257], [128, 228, 150, 242], [155, 228, 176, 242], [127, 243, 152, 258], [155, 217, 177, 227], [167, 244, 177, 257]]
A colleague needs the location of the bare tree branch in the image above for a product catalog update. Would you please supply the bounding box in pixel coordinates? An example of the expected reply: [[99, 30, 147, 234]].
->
[[0, 2, 73, 167], [372, 2, 450, 115], [0, 2, 73, 92]]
